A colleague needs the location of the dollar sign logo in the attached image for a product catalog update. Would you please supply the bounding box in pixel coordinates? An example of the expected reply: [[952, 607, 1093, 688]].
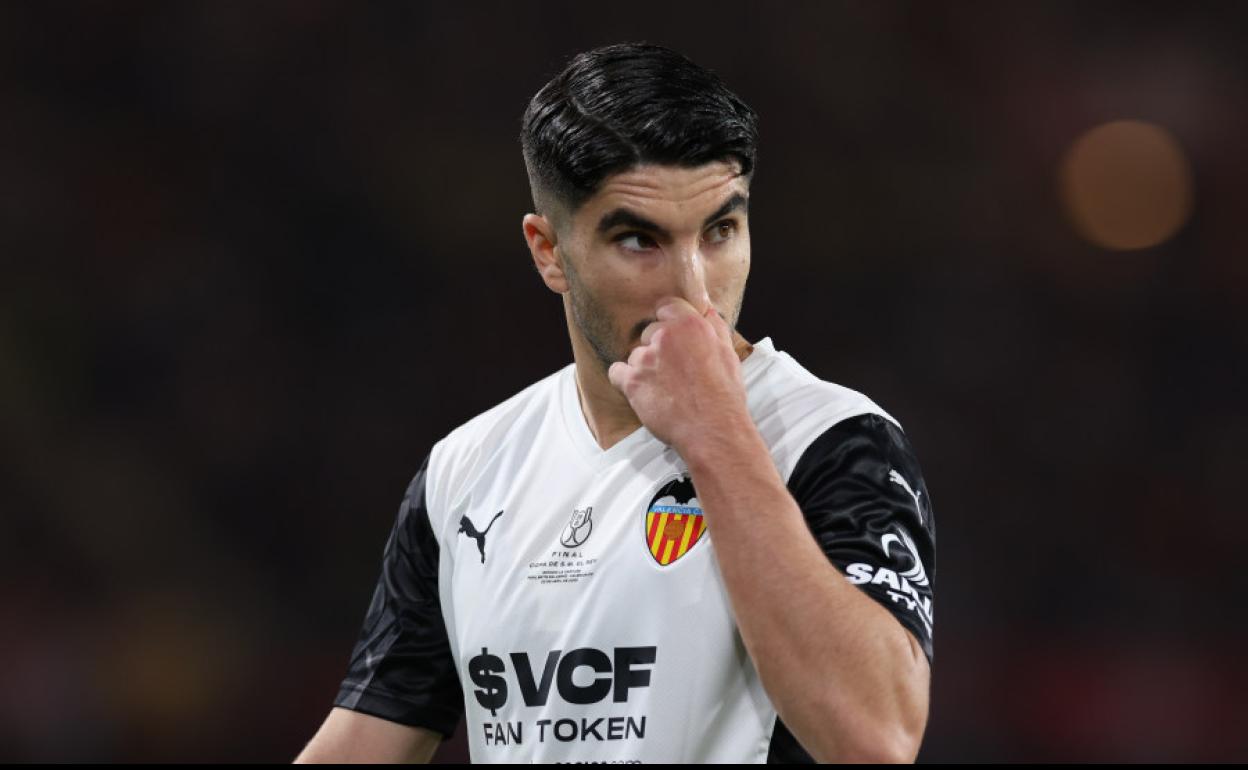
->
[[468, 647, 507, 717]]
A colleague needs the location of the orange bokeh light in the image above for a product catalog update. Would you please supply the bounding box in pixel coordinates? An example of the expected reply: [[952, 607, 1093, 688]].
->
[[1058, 120, 1194, 251]]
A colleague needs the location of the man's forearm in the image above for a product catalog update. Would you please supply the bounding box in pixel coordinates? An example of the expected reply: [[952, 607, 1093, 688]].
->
[[294, 708, 442, 763], [682, 420, 929, 763]]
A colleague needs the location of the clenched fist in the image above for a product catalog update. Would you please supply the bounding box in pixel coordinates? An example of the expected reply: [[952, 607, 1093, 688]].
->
[[607, 297, 753, 457]]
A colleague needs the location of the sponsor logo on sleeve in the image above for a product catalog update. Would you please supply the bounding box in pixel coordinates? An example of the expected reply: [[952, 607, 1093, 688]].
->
[[888, 468, 924, 525], [844, 528, 933, 637]]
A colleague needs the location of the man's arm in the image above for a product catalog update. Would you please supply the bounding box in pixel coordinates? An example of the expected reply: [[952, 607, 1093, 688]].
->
[[684, 418, 930, 763], [294, 707, 442, 763], [606, 298, 932, 763], [298, 452, 464, 762]]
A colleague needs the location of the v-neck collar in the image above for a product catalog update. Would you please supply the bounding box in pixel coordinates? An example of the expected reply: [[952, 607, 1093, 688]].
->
[[557, 337, 777, 469]]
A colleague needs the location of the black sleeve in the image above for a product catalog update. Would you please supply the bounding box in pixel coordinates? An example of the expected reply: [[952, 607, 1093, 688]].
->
[[333, 452, 464, 736], [768, 413, 936, 764]]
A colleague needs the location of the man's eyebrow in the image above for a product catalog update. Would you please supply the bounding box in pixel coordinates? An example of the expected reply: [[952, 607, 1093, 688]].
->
[[702, 192, 749, 228], [596, 192, 750, 238]]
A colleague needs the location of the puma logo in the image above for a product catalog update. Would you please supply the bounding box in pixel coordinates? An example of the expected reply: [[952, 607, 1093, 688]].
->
[[458, 510, 504, 563], [888, 469, 923, 525]]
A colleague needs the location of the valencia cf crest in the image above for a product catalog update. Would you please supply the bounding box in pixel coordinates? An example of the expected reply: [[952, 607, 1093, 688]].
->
[[644, 475, 706, 566]]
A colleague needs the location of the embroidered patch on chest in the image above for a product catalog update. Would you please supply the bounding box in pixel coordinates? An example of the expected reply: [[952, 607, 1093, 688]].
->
[[643, 474, 707, 566]]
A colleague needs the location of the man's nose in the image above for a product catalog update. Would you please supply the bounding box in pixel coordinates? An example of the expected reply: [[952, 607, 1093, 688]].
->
[[670, 243, 712, 312]]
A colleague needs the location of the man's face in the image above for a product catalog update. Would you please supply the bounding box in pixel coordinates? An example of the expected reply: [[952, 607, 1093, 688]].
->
[[552, 160, 751, 372]]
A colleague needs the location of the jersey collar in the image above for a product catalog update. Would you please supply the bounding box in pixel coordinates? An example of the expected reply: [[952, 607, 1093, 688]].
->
[[558, 337, 776, 468]]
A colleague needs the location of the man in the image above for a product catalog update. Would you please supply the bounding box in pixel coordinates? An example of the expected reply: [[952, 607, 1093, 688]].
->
[[296, 42, 934, 763]]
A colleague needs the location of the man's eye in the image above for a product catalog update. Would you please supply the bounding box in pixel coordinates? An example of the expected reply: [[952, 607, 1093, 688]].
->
[[616, 233, 657, 251], [706, 220, 737, 243]]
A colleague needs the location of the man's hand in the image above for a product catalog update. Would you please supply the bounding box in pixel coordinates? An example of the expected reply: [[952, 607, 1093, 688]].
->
[[606, 297, 750, 455]]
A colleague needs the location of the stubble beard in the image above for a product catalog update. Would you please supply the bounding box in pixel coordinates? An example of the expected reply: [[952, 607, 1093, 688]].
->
[[565, 254, 625, 375]]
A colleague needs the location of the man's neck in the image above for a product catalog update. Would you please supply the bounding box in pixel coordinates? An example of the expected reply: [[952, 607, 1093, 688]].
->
[[571, 332, 755, 452]]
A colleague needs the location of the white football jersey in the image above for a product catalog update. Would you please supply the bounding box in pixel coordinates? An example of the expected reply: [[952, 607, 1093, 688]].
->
[[334, 337, 936, 763]]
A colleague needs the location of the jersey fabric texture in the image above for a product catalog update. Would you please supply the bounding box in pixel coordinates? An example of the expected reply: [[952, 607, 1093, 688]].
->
[[333, 337, 936, 763]]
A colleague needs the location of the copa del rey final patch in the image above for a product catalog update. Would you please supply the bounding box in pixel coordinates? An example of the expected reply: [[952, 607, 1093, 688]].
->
[[644, 475, 707, 566]]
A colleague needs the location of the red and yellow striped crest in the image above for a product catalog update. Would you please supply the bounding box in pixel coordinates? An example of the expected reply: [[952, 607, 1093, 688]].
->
[[645, 507, 706, 566], [644, 475, 706, 566]]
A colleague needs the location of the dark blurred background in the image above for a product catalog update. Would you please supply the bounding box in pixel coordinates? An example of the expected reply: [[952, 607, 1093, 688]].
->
[[2, 0, 1246, 762]]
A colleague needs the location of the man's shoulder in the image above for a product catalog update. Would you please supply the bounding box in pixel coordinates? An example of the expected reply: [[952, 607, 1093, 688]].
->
[[422, 363, 569, 516], [751, 340, 903, 479]]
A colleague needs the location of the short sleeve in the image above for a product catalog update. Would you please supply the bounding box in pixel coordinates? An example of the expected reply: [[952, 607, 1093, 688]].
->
[[767, 413, 936, 764], [786, 413, 936, 662], [333, 452, 464, 736]]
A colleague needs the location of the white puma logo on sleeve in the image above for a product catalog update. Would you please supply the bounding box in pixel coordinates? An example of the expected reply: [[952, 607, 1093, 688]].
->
[[888, 469, 923, 525]]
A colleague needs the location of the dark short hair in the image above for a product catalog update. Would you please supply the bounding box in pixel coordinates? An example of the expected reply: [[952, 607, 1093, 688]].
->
[[520, 43, 759, 227]]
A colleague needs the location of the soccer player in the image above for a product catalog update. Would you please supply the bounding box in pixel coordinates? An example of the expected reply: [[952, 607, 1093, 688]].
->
[[296, 42, 935, 763]]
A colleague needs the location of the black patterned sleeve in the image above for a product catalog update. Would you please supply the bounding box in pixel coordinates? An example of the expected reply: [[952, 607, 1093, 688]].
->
[[333, 452, 464, 736], [786, 413, 936, 662], [769, 413, 936, 764]]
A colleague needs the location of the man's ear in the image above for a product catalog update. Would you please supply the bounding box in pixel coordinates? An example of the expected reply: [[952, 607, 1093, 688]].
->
[[523, 213, 569, 294]]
